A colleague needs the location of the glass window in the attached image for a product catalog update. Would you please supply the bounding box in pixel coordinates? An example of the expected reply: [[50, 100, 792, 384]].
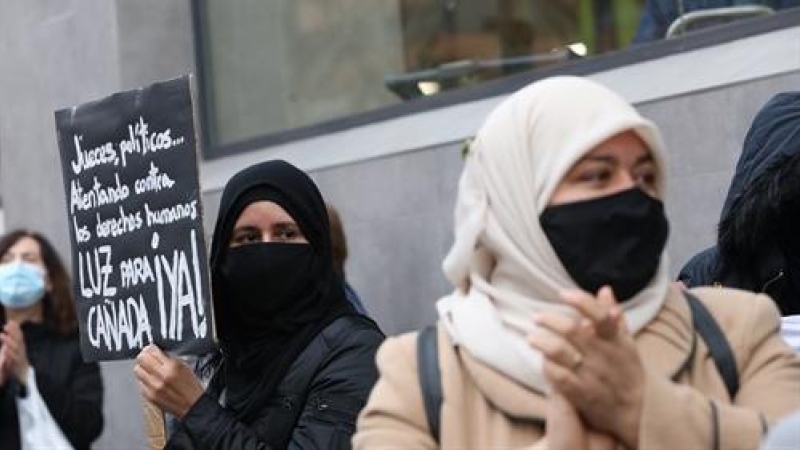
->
[[196, 0, 799, 150]]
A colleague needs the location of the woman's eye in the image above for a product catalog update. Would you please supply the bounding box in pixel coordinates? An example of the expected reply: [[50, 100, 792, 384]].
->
[[634, 170, 657, 188], [231, 230, 261, 246], [578, 169, 611, 184], [276, 229, 299, 241]]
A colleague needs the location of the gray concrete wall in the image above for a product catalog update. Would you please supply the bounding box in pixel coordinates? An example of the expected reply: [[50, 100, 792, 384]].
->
[[0, 1, 194, 448], [0, 0, 121, 253], [312, 145, 464, 333]]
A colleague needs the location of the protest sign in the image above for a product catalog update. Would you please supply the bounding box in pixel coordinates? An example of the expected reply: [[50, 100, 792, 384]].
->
[[55, 75, 214, 361]]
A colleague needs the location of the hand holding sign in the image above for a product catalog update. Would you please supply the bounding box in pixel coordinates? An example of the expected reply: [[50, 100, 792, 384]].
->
[[134, 344, 203, 420]]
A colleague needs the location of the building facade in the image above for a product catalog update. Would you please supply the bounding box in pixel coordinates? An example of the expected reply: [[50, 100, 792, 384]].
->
[[2, 0, 800, 446]]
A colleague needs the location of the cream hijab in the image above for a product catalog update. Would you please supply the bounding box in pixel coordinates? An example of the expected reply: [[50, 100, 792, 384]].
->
[[437, 76, 670, 393]]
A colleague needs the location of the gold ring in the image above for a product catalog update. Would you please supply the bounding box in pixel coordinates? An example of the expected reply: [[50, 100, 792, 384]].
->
[[571, 352, 583, 370]]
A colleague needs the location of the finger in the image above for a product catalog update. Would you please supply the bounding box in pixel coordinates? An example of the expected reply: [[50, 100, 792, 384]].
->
[[138, 344, 169, 366], [136, 351, 166, 378], [0, 335, 19, 358], [135, 364, 183, 406], [561, 288, 618, 340], [616, 307, 631, 334], [153, 353, 187, 384], [542, 359, 583, 398], [561, 289, 611, 325], [594, 287, 628, 336], [2, 333, 18, 350], [133, 364, 151, 384], [533, 312, 581, 338], [134, 363, 167, 396], [141, 344, 167, 363], [161, 359, 186, 384], [529, 331, 583, 372], [2, 328, 25, 360], [548, 391, 576, 417], [136, 378, 161, 405], [596, 286, 618, 307], [4, 321, 22, 341], [594, 287, 622, 338]]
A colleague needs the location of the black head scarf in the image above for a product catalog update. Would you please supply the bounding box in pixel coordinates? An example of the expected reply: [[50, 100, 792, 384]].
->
[[717, 92, 800, 273], [209, 160, 355, 422]]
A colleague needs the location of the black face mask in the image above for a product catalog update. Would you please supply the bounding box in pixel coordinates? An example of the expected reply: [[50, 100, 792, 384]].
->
[[219, 242, 316, 331], [540, 188, 669, 301]]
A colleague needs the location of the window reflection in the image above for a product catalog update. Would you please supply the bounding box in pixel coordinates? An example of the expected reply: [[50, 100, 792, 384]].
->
[[199, 0, 799, 149], [389, 0, 644, 99]]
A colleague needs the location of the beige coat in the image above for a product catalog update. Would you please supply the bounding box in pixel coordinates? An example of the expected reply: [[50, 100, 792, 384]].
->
[[354, 287, 800, 449]]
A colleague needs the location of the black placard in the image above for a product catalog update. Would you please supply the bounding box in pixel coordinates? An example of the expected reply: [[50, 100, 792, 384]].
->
[[54, 76, 215, 361]]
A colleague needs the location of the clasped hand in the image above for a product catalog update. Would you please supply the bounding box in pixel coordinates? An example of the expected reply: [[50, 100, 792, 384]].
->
[[528, 286, 645, 450], [0, 321, 30, 387]]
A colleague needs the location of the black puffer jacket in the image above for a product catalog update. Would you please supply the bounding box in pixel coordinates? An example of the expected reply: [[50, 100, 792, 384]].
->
[[0, 322, 104, 450], [679, 92, 800, 315], [165, 314, 383, 449]]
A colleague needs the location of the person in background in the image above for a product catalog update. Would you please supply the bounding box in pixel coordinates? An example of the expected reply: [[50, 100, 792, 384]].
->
[[679, 92, 800, 316], [354, 76, 800, 449], [135, 160, 384, 449], [632, 0, 800, 43], [0, 230, 104, 450], [327, 203, 368, 315]]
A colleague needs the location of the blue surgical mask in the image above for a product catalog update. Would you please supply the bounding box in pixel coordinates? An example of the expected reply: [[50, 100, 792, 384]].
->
[[0, 261, 46, 309]]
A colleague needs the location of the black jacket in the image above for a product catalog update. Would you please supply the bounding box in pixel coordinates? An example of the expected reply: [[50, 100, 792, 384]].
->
[[679, 92, 800, 315], [166, 314, 383, 449], [0, 322, 104, 450]]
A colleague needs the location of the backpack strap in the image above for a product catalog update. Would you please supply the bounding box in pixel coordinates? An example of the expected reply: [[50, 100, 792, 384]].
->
[[685, 291, 740, 399], [417, 325, 442, 443]]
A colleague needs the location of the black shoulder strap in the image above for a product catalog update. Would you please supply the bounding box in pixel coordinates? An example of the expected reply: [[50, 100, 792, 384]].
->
[[416, 297, 740, 439], [417, 325, 442, 443], [685, 291, 740, 399]]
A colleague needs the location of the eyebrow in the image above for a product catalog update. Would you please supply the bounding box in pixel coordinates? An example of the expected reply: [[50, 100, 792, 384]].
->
[[1, 252, 37, 261], [232, 225, 259, 233], [579, 154, 654, 165], [231, 222, 300, 233], [272, 222, 300, 229]]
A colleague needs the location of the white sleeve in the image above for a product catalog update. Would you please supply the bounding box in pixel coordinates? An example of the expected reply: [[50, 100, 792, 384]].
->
[[780, 315, 800, 353], [15, 367, 74, 450]]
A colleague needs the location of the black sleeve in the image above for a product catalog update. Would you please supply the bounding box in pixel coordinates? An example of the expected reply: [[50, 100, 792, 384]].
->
[[175, 325, 383, 450], [176, 393, 275, 450], [36, 346, 104, 449], [678, 246, 719, 288], [287, 326, 383, 450], [0, 382, 22, 448]]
